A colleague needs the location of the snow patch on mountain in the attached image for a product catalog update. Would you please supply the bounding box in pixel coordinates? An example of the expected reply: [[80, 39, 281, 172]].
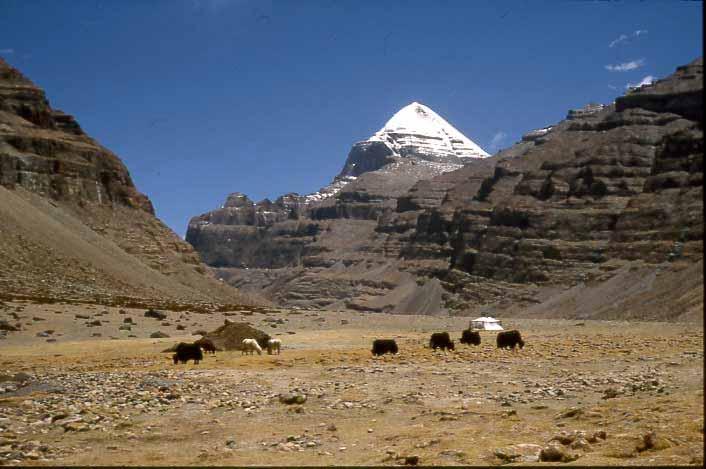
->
[[305, 102, 486, 203], [368, 101, 489, 159], [304, 175, 357, 203]]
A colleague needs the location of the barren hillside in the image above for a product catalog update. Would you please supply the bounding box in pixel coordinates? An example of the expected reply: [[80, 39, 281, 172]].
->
[[0, 58, 259, 309]]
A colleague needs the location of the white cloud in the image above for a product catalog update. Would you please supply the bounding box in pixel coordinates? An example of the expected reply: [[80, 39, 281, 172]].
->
[[0, 48, 14, 55], [609, 29, 648, 48], [607, 84, 618, 91], [605, 58, 645, 72], [488, 131, 508, 153], [609, 34, 629, 48], [626, 75, 655, 90]]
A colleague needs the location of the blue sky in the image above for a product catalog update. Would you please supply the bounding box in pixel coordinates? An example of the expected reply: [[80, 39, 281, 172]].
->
[[1, 0, 702, 236]]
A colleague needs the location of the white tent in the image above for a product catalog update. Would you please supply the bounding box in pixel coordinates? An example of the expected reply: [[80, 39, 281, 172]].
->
[[470, 316, 504, 331]]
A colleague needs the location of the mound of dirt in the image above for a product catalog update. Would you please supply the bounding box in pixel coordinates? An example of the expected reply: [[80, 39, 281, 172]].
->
[[205, 320, 271, 351]]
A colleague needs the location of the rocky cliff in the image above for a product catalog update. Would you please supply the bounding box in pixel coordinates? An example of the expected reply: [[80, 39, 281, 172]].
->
[[187, 59, 703, 320], [0, 60, 152, 212], [0, 57, 257, 308], [401, 59, 702, 298]]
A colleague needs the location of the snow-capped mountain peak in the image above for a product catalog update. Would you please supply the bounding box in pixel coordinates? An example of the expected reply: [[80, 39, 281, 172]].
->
[[368, 101, 489, 159]]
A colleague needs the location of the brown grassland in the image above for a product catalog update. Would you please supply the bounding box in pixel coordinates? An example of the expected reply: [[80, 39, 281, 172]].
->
[[0, 300, 703, 466]]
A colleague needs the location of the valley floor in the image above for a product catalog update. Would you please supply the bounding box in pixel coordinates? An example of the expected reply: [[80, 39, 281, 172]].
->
[[0, 301, 703, 466]]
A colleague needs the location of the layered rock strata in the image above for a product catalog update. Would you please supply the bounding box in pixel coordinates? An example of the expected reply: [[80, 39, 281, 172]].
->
[[187, 59, 703, 319]]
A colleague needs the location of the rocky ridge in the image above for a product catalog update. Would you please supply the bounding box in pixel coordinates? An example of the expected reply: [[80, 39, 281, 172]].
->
[[0, 57, 256, 308]]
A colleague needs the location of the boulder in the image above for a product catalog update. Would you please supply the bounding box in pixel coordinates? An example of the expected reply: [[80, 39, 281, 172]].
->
[[279, 393, 307, 405], [150, 331, 170, 339], [540, 444, 573, 462], [494, 444, 542, 463], [0, 321, 18, 331]]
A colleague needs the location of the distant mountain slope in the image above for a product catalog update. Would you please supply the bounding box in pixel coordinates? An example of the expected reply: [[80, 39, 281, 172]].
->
[[186, 58, 702, 321], [0, 57, 259, 308]]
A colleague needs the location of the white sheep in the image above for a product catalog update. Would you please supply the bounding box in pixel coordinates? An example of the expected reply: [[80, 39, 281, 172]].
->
[[267, 338, 282, 355], [241, 338, 262, 355]]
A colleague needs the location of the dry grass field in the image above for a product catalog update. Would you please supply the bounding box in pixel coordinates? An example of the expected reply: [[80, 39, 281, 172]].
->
[[0, 300, 703, 466]]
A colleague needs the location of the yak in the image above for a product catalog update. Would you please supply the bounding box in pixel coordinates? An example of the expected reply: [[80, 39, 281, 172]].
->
[[460, 329, 481, 346], [430, 332, 455, 351], [496, 330, 525, 350], [372, 339, 398, 356], [173, 342, 203, 364], [195, 337, 217, 354]]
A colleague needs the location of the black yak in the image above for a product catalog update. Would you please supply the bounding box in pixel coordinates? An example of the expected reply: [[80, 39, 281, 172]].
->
[[173, 342, 203, 364], [372, 339, 398, 356], [496, 330, 525, 350], [430, 332, 455, 351], [195, 337, 217, 354], [460, 329, 481, 346]]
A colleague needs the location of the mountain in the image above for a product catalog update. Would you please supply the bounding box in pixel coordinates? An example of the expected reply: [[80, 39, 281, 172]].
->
[[339, 101, 488, 178], [371, 101, 489, 159], [187, 58, 703, 320], [0, 57, 258, 309], [186, 102, 490, 269]]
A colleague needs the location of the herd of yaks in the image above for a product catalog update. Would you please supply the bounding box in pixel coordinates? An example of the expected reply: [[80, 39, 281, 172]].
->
[[170, 329, 525, 365], [371, 329, 525, 356], [171, 337, 282, 365]]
